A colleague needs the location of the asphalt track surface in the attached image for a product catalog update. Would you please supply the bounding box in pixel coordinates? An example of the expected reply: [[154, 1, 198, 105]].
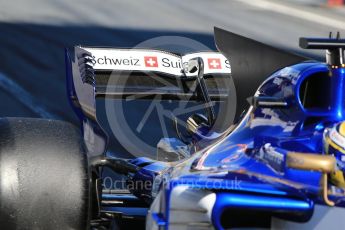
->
[[0, 0, 344, 159]]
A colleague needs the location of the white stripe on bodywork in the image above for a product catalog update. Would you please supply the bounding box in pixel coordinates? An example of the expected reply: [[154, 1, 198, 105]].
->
[[146, 186, 216, 230], [83, 48, 231, 76], [168, 186, 216, 230]]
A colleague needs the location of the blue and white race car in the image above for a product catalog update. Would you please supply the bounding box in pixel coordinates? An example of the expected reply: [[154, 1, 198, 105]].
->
[[1, 28, 345, 230]]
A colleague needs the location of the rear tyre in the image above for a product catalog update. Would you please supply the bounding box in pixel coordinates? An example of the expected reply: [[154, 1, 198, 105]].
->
[[0, 118, 89, 230]]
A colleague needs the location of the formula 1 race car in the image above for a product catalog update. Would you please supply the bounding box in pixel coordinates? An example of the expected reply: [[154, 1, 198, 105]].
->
[[1, 27, 345, 230]]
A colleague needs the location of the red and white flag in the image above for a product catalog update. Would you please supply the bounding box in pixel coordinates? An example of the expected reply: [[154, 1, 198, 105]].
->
[[144, 56, 158, 67]]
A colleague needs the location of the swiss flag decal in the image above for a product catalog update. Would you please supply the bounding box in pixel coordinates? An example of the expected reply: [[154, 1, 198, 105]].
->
[[144, 56, 158, 67], [208, 58, 221, 69]]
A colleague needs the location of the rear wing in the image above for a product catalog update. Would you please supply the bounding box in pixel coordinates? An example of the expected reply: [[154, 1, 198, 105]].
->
[[65, 46, 231, 155], [78, 47, 231, 101]]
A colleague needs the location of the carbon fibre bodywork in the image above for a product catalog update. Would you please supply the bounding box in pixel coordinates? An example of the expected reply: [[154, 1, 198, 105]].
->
[[138, 61, 345, 229], [65, 28, 345, 229]]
